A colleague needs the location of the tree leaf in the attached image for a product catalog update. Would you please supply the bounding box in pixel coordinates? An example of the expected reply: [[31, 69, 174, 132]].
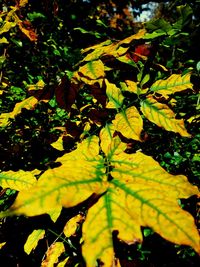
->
[[41, 242, 65, 267], [0, 96, 39, 127], [24, 229, 45, 255], [0, 170, 36, 191], [19, 0, 29, 7], [7, 136, 107, 217], [82, 150, 200, 267], [150, 73, 193, 97], [105, 79, 124, 109], [112, 106, 143, 141], [63, 214, 84, 237], [140, 96, 191, 137]]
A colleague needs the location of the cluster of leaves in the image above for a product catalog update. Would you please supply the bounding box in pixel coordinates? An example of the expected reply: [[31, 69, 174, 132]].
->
[[0, 1, 200, 267]]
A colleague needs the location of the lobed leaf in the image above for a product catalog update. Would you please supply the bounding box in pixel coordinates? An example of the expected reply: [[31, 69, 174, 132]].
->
[[140, 96, 191, 137]]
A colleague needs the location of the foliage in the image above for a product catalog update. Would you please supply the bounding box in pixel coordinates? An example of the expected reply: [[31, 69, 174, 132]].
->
[[0, 1, 200, 267]]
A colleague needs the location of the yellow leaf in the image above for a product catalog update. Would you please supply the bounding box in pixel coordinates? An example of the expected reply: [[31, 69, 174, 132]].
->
[[83, 150, 200, 266], [27, 80, 45, 91], [50, 136, 64, 151], [19, 0, 29, 7], [112, 106, 143, 141], [0, 170, 36, 191], [100, 124, 125, 157], [187, 114, 200, 123], [105, 79, 124, 109], [81, 29, 146, 62], [57, 257, 69, 267], [8, 136, 107, 216], [0, 242, 6, 249], [140, 96, 191, 137], [0, 21, 16, 35], [63, 214, 84, 237], [24, 229, 45, 255], [0, 96, 39, 127], [41, 242, 65, 267], [0, 37, 9, 44], [150, 73, 193, 97], [77, 59, 104, 80]]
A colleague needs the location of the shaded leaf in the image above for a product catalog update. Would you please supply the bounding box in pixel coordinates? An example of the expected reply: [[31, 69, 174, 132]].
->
[[24, 229, 45, 255], [41, 242, 65, 267], [0, 96, 39, 127], [150, 73, 193, 97], [112, 106, 143, 141], [140, 96, 191, 137]]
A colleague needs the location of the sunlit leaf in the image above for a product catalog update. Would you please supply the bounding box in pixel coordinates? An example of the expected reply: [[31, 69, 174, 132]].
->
[[150, 73, 193, 97], [24, 229, 45, 255], [140, 96, 191, 137], [57, 257, 70, 267], [41, 242, 65, 267], [82, 150, 200, 266], [0, 96, 39, 127], [63, 214, 84, 237], [112, 106, 143, 141], [27, 80, 45, 92], [0, 170, 36, 191], [7, 136, 107, 217], [0, 242, 6, 249], [100, 125, 126, 158], [105, 79, 124, 109]]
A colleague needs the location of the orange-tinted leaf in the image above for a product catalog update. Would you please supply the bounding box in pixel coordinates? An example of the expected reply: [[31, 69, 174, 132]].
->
[[41, 242, 65, 267], [63, 214, 84, 237], [140, 96, 191, 137], [18, 21, 38, 42]]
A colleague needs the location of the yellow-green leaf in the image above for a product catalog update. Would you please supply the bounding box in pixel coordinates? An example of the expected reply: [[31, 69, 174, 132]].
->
[[0, 21, 16, 35], [41, 242, 65, 267], [0, 96, 39, 127], [112, 106, 143, 141], [140, 96, 191, 137], [7, 136, 107, 217], [24, 229, 45, 255], [150, 73, 193, 97], [0, 242, 6, 249], [82, 150, 200, 266], [0, 170, 36, 191], [0, 37, 9, 44], [105, 79, 124, 109], [57, 257, 70, 267]]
